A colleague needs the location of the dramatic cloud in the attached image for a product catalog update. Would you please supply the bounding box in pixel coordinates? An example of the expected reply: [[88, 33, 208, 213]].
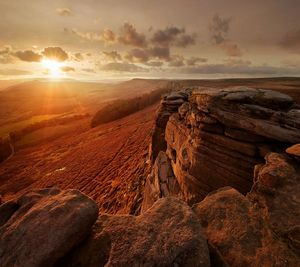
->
[[118, 23, 147, 47], [280, 29, 300, 54], [103, 51, 122, 61], [14, 50, 42, 62], [42, 47, 68, 61], [209, 14, 242, 57], [186, 57, 208, 66], [61, 66, 75, 72], [126, 46, 170, 63], [151, 26, 196, 47], [100, 62, 147, 72], [56, 8, 72, 16]]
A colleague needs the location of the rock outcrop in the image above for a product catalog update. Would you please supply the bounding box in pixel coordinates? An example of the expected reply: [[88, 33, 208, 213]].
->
[[144, 87, 300, 206], [193, 152, 300, 266], [0, 188, 98, 267]]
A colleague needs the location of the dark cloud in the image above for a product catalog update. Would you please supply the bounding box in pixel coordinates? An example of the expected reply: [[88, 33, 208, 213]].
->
[[149, 46, 170, 61], [0, 69, 32, 76], [61, 66, 75, 72], [42, 47, 68, 61], [100, 62, 147, 72], [126, 46, 170, 63], [209, 14, 242, 57], [186, 57, 208, 66], [209, 14, 230, 44], [14, 50, 42, 62], [125, 49, 149, 63], [103, 51, 122, 61], [118, 23, 147, 47], [151, 26, 196, 47], [280, 29, 300, 54], [56, 8, 72, 16]]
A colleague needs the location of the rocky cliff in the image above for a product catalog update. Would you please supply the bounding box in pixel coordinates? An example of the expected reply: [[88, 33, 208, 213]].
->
[[143, 87, 300, 208]]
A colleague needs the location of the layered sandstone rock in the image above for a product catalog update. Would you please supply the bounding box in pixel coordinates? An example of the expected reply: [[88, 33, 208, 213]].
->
[[0, 188, 98, 267], [194, 152, 300, 266], [150, 91, 189, 163], [144, 87, 300, 206]]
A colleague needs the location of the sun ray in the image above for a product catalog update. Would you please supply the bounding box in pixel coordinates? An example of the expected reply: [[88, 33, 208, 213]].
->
[[42, 59, 63, 78]]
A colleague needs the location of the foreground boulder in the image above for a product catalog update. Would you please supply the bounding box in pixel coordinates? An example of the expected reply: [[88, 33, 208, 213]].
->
[[193, 153, 300, 266], [60, 197, 210, 267], [0, 188, 98, 267]]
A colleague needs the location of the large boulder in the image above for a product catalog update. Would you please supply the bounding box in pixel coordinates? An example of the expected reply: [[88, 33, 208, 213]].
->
[[0, 188, 98, 267], [193, 153, 300, 266], [60, 197, 210, 267]]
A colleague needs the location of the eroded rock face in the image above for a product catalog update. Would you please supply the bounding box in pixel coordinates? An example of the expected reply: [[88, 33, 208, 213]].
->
[[150, 90, 189, 163], [0, 188, 98, 267], [193, 153, 300, 267], [61, 197, 210, 267], [141, 151, 182, 212], [144, 87, 300, 206]]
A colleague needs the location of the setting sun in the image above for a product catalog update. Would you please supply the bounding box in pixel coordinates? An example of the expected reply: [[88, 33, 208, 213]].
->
[[42, 59, 63, 78]]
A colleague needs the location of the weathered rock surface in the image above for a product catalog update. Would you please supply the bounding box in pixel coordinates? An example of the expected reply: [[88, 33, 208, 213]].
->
[[144, 87, 300, 206], [60, 197, 210, 267], [0, 188, 98, 267], [141, 151, 182, 212], [150, 90, 189, 163], [193, 153, 300, 267]]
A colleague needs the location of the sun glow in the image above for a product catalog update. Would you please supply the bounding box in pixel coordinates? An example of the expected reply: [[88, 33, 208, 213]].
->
[[42, 59, 63, 78]]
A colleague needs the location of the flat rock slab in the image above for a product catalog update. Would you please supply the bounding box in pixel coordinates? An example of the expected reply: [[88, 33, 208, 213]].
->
[[0, 188, 98, 267], [61, 197, 210, 267]]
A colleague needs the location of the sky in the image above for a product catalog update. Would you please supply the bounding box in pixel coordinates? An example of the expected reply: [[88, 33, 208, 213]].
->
[[0, 0, 300, 80]]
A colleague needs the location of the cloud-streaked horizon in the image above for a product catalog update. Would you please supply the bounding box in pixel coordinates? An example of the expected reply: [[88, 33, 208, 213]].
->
[[0, 0, 299, 80]]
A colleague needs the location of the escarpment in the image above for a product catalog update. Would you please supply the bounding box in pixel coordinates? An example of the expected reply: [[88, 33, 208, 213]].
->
[[143, 87, 300, 207]]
